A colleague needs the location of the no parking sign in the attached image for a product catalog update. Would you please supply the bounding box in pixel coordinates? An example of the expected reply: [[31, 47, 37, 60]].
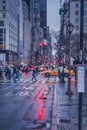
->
[[76, 65, 86, 93]]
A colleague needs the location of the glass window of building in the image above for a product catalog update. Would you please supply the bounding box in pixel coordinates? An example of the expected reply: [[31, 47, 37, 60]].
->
[[0, 29, 3, 44], [75, 3, 79, 8], [84, 10, 87, 16], [2, 5, 6, 10], [0, 20, 4, 26], [75, 18, 79, 23], [75, 10, 79, 15], [2, 0, 6, 3], [84, 3, 87, 8], [75, 25, 79, 31], [0, 29, 3, 34], [3, 13, 6, 18], [84, 17, 87, 23]]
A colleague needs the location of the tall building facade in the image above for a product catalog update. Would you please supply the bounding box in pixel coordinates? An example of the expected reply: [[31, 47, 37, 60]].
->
[[24, 0, 50, 65], [23, 1, 31, 65], [34, 0, 47, 38], [0, 0, 18, 65], [60, 0, 87, 65], [18, 0, 24, 64]]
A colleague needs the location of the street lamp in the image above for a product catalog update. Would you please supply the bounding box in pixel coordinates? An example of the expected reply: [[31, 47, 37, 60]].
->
[[66, 22, 74, 95]]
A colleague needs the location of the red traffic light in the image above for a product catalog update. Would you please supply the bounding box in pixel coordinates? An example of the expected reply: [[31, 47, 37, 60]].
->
[[38, 42, 43, 46]]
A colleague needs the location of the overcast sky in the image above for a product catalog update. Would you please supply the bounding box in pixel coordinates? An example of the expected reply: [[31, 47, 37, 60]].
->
[[47, 0, 60, 31]]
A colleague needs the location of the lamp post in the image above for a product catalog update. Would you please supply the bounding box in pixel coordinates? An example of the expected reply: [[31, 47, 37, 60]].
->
[[66, 22, 74, 95]]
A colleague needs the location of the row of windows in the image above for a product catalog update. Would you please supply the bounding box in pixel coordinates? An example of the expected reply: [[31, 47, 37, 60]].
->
[[9, 31, 17, 51], [75, 25, 87, 31], [75, 3, 87, 8], [0, 28, 17, 51], [0, 35, 6, 41], [9, 22, 17, 33], [0, 29, 6, 43], [75, 17, 87, 23], [0, 20, 4, 26], [75, 10, 87, 16], [2, 0, 6, 10], [9, 32, 17, 41]]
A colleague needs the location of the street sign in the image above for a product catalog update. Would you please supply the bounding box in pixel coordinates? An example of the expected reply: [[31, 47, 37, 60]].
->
[[59, 119, 70, 123], [46, 123, 50, 128], [76, 65, 86, 93]]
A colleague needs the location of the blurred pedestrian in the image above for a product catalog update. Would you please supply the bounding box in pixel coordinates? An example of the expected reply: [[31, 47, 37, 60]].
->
[[58, 65, 65, 83], [31, 68, 37, 82], [16, 67, 20, 81], [6, 66, 11, 82], [13, 67, 17, 82], [35, 66, 39, 76], [25, 66, 28, 75]]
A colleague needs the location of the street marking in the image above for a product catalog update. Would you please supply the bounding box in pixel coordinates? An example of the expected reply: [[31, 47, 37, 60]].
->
[[19, 91, 29, 96], [22, 79, 30, 83], [5, 92, 12, 96], [22, 86, 33, 90]]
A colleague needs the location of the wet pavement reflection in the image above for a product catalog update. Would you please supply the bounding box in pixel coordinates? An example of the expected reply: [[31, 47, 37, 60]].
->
[[57, 77, 87, 130]]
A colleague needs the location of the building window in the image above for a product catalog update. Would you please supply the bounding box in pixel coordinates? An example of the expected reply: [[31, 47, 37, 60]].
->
[[2, 0, 6, 3], [75, 10, 79, 16], [75, 3, 79, 8], [84, 10, 87, 16], [0, 20, 4, 26], [2, 5, 6, 10], [75, 25, 79, 31], [75, 18, 79, 23], [0, 29, 3, 46], [84, 17, 87, 23], [84, 3, 87, 8], [3, 13, 6, 18]]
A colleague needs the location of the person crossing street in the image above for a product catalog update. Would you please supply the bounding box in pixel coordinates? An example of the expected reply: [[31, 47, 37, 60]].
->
[[31, 68, 37, 82]]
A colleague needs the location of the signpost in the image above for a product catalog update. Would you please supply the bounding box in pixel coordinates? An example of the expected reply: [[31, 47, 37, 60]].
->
[[76, 65, 85, 93], [59, 119, 70, 123], [76, 65, 85, 130], [58, 118, 70, 130]]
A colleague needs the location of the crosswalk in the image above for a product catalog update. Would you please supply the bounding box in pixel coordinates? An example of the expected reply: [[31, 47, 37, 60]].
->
[[0, 76, 76, 86], [0, 75, 75, 85], [0, 76, 58, 97]]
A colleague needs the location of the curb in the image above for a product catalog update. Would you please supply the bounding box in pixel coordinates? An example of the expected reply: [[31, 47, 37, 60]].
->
[[51, 84, 57, 130]]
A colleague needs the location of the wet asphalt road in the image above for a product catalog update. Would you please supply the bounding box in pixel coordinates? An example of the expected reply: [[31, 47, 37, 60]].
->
[[0, 73, 56, 130], [0, 73, 87, 130]]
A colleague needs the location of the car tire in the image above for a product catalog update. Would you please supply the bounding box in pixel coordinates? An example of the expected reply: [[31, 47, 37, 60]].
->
[[45, 73, 50, 77]]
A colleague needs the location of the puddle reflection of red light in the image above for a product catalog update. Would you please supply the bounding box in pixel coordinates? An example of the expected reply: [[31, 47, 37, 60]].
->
[[37, 106, 44, 120]]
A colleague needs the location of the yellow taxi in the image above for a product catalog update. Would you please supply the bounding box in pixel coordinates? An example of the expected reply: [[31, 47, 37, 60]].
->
[[64, 68, 75, 76], [41, 69, 58, 77]]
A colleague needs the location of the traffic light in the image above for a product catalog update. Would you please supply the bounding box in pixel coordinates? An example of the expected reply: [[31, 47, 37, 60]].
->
[[38, 42, 43, 47]]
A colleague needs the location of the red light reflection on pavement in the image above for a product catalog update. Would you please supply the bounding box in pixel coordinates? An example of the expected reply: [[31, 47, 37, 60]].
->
[[37, 106, 44, 120]]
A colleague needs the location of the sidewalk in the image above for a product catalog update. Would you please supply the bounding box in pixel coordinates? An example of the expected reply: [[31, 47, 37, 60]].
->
[[56, 77, 87, 130]]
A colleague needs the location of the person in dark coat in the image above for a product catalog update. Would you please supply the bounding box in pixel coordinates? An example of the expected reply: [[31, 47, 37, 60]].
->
[[31, 68, 37, 81]]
